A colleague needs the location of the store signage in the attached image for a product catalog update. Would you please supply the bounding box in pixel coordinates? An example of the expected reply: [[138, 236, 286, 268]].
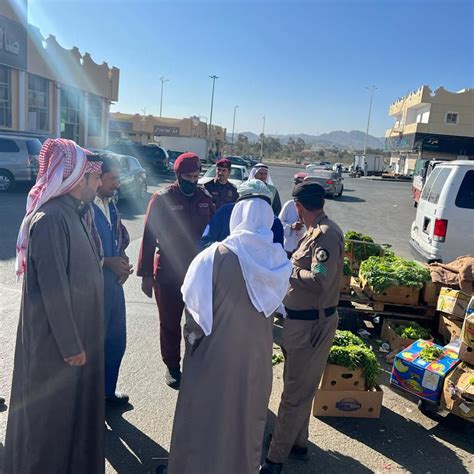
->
[[153, 125, 180, 136], [0, 16, 27, 70]]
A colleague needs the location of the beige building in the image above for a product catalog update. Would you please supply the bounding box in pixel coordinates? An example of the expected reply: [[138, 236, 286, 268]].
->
[[0, 0, 119, 148], [384, 86, 474, 174], [109, 112, 226, 154]]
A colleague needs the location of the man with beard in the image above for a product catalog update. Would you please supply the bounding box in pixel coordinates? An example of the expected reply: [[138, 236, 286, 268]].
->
[[204, 157, 238, 210], [92, 154, 133, 406], [4, 139, 105, 474], [249, 163, 282, 215], [137, 152, 215, 389]]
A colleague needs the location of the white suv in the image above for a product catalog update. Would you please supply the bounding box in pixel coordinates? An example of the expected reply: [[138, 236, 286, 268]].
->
[[410, 160, 474, 263]]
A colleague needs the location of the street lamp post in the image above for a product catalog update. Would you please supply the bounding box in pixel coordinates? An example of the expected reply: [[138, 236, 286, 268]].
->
[[208, 75, 219, 154], [260, 114, 266, 160], [232, 105, 239, 144], [363, 85, 377, 159], [160, 76, 170, 118]]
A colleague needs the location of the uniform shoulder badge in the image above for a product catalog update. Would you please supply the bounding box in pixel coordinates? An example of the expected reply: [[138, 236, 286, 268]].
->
[[312, 226, 322, 239], [312, 262, 328, 275], [315, 248, 330, 262]]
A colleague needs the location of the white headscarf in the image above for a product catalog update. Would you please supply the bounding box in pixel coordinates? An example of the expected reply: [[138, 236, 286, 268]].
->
[[181, 198, 292, 335], [249, 163, 274, 186]]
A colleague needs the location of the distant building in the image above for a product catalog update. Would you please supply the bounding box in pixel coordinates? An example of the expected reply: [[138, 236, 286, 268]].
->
[[384, 86, 474, 175], [109, 112, 226, 154], [0, 0, 119, 148]]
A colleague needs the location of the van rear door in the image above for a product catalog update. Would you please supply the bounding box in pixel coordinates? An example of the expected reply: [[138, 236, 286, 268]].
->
[[413, 166, 453, 254]]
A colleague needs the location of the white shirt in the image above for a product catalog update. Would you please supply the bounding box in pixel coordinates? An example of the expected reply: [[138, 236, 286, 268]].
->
[[278, 200, 306, 253], [94, 196, 111, 225]]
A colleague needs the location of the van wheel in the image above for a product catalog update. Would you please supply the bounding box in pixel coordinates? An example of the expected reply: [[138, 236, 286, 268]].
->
[[0, 170, 15, 192]]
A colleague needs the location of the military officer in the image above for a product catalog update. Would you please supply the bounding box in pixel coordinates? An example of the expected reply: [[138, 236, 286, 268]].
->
[[204, 157, 238, 210], [260, 182, 344, 474]]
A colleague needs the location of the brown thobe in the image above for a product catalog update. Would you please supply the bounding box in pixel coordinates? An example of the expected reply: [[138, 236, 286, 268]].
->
[[3, 195, 105, 474], [168, 245, 273, 474]]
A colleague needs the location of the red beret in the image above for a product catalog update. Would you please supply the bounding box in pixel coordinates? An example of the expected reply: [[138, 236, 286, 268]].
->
[[216, 157, 231, 169], [174, 152, 201, 174]]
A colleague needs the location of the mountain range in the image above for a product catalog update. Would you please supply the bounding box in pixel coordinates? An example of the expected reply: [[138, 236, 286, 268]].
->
[[236, 130, 385, 150]]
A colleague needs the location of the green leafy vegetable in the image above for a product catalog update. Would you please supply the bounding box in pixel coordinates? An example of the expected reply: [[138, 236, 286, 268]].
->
[[344, 230, 383, 265], [359, 255, 431, 293], [332, 330, 367, 348], [419, 346, 444, 362], [328, 344, 380, 389], [394, 322, 431, 340], [272, 349, 285, 366], [343, 257, 352, 277]]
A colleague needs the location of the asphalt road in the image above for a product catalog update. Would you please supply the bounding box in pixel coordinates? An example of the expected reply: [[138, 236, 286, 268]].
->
[[0, 168, 472, 473]]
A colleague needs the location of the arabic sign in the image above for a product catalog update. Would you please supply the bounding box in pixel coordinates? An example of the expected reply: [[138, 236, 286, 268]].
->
[[153, 125, 180, 137], [385, 132, 474, 155], [0, 16, 27, 70], [384, 133, 415, 152]]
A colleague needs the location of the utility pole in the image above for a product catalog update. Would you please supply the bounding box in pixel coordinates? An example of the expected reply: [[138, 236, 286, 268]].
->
[[260, 114, 266, 159], [232, 105, 239, 144], [208, 75, 219, 154], [363, 85, 377, 159], [160, 76, 169, 118]]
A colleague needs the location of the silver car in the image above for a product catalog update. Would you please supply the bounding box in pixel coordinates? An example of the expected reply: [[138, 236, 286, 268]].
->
[[0, 135, 42, 192], [305, 170, 344, 198]]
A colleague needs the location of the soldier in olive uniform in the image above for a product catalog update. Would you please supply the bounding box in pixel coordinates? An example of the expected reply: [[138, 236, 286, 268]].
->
[[261, 182, 344, 474], [204, 157, 238, 210]]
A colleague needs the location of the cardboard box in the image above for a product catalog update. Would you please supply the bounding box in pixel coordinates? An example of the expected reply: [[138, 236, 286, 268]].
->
[[381, 318, 431, 351], [313, 386, 383, 419], [436, 288, 471, 318], [438, 313, 464, 344], [340, 275, 351, 294], [459, 343, 474, 366], [320, 364, 366, 391], [360, 278, 419, 305], [390, 340, 460, 402], [461, 314, 474, 348], [422, 281, 441, 307], [441, 363, 474, 420]]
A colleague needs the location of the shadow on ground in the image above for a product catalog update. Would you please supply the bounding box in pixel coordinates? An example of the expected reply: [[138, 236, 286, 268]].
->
[[105, 404, 168, 473], [262, 410, 372, 473]]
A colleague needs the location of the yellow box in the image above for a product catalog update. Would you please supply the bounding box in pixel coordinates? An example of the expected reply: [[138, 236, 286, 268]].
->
[[436, 288, 471, 318]]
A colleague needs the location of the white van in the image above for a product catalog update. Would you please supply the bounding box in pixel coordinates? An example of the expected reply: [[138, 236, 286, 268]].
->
[[410, 160, 474, 263]]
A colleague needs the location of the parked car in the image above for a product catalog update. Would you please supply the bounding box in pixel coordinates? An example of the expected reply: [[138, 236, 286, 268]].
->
[[167, 150, 182, 173], [115, 154, 148, 201], [198, 164, 249, 187], [107, 143, 169, 174], [306, 161, 332, 173], [0, 135, 42, 192], [410, 160, 474, 263], [227, 155, 252, 168], [304, 170, 344, 198], [242, 155, 259, 167]]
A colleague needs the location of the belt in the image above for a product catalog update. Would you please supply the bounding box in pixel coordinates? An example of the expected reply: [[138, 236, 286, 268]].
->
[[285, 307, 337, 321]]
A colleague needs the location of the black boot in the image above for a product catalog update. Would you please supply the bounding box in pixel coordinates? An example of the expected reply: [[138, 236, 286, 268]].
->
[[260, 459, 283, 474], [165, 367, 181, 389]]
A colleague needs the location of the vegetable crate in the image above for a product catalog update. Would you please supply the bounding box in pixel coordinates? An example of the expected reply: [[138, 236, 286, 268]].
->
[[436, 288, 471, 319], [313, 386, 383, 419], [340, 275, 351, 294], [381, 318, 432, 351], [441, 362, 474, 421], [390, 340, 460, 402], [438, 313, 464, 345], [320, 364, 366, 391], [360, 276, 420, 306]]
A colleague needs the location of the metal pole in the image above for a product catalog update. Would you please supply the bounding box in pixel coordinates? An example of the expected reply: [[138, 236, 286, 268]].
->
[[232, 105, 239, 144], [208, 75, 219, 153], [260, 114, 266, 159], [160, 76, 169, 118], [363, 85, 377, 159]]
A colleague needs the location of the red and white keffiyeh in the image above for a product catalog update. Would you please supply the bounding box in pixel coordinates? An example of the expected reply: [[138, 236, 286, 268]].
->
[[15, 138, 102, 277]]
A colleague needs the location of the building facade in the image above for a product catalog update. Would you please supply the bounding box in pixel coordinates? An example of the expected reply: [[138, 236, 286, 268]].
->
[[109, 112, 226, 154], [0, 0, 119, 148], [384, 86, 474, 175]]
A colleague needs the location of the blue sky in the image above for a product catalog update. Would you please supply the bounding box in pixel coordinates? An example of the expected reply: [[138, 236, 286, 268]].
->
[[27, 0, 473, 136]]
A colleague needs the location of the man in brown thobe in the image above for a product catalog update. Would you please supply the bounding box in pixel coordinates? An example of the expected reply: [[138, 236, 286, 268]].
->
[[4, 139, 105, 474], [167, 197, 292, 474]]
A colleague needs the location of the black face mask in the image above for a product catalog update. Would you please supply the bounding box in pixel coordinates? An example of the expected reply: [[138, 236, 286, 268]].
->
[[178, 177, 197, 196]]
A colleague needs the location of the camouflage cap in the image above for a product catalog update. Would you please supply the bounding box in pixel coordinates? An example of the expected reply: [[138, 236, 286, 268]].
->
[[237, 178, 273, 205]]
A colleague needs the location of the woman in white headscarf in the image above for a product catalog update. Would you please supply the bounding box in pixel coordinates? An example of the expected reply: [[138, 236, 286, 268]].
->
[[249, 163, 282, 215], [167, 198, 292, 474]]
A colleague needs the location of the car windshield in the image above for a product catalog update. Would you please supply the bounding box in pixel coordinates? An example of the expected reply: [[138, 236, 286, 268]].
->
[[308, 170, 334, 179]]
